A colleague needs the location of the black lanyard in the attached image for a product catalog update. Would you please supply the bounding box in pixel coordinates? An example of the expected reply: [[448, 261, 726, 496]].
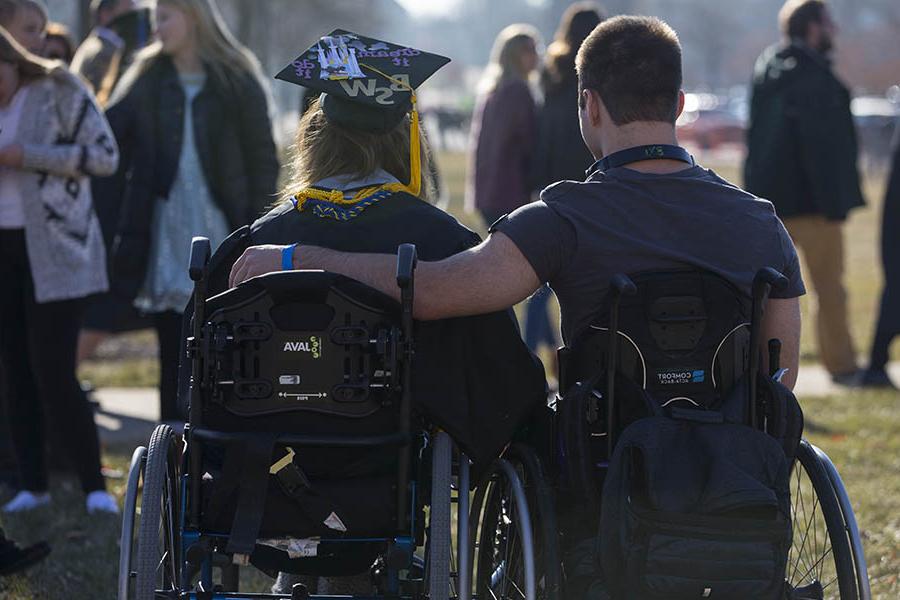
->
[[586, 144, 694, 178]]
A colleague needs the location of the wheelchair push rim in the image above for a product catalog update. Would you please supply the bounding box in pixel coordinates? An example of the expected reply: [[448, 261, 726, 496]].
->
[[474, 458, 537, 600], [787, 439, 858, 600], [118, 445, 147, 600], [132, 424, 182, 600]]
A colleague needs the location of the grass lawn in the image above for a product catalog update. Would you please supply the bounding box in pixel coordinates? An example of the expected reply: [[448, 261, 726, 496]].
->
[[1, 390, 898, 598]]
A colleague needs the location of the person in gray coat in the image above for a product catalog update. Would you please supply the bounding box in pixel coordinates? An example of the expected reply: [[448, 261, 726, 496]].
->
[[0, 28, 119, 514]]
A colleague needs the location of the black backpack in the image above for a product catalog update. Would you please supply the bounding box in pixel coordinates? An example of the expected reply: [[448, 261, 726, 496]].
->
[[598, 377, 799, 599]]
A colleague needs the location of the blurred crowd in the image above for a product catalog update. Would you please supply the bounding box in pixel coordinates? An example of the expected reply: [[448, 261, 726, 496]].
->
[[0, 0, 898, 580]]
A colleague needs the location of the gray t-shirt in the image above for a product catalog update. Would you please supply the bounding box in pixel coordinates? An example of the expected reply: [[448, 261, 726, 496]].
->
[[495, 164, 805, 345]]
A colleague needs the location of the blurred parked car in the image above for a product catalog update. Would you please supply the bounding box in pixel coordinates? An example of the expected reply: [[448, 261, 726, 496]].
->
[[852, 95, 899, 173], [677, 93, 746, 150]]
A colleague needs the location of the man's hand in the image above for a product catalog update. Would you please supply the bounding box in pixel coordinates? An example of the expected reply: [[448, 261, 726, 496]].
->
[[0, 144, 24, 169], [229, 244, 291, 288]]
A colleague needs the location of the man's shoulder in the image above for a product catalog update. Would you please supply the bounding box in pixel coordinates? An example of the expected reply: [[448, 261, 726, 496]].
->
[[538, 167, 776, 216]]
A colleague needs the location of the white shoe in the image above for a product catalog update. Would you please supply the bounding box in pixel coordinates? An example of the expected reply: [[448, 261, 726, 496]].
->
[[86, 490, 118, 514], [2, 490, 51, 513]]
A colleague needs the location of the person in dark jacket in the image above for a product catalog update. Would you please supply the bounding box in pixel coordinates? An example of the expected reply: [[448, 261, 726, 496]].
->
[[527, 3, 605, 363], [861, 123, 900, 388], [744, 0, 863, 383], [465, 23, 540, 225], [213, 32, 547, 595], [102, 0, 278, 422]]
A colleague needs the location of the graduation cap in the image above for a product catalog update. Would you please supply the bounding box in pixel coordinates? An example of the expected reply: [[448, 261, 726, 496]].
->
[[276, 30, 450, 197]]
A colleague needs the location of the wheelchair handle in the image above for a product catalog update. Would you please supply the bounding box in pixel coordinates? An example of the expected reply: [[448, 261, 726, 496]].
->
[[752, 267, 788, 297], [189, 236, 211, 282], [748, 267, 787, 428], [396, 243, 418, 289], [605, 273, 635, 459], [610, 273, 637, 298]]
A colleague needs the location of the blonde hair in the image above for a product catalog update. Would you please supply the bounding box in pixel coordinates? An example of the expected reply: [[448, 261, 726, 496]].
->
[[112, 0, 265, 102], [479, 23, 540, 94], [0, 24, 53, 82], [281, 98, 435, 204]]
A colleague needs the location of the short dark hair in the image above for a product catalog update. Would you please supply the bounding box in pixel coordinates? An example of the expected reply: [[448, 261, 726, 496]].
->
[[779, 0, 827, 39], [575, 15, 682, 125]]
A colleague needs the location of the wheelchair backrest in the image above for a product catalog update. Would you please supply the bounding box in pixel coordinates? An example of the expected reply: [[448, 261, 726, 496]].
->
[[561, 269, 752, 411], [196, 270, 403, 425]]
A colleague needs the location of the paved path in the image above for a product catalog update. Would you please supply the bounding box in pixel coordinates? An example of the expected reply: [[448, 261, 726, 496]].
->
[[93, 363, 900, 447]]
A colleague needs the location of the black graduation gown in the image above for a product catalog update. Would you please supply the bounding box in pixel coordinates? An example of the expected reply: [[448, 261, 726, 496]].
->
[[197, 191, 548, 475]]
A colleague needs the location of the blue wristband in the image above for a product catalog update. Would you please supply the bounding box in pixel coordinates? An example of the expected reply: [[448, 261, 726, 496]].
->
[[282, 243, 298, 271]]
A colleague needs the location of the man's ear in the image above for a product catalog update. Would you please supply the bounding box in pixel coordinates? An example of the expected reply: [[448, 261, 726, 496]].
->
[[675, 90, 685, 121], [583, 88, 603, 127]]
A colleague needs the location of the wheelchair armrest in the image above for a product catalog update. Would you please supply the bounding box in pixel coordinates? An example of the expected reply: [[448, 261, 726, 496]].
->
[[189, 236, 212, 282]]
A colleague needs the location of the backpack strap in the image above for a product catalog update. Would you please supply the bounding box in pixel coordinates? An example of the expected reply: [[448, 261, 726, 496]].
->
[[224, 433, 279, 555]]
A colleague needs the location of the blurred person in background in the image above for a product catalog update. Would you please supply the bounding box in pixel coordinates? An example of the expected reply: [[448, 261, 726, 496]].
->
[[75, 1, 154, 375], [0, 0, 43, 53], [102, 0, 278, 423], [527, 2, 605, 367], [861, 120, 900, 388], [465, 23, 540, 226], [0, 26, 119, 514], [71, 0, 136, 105], [0, 0, 46, 494], [744, 0, 863, 385], [41, 21, 72, 63]]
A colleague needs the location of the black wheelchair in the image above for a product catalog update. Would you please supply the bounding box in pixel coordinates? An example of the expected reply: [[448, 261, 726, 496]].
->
[[478, 269, 871, 600], [117, 238, 548, 600]]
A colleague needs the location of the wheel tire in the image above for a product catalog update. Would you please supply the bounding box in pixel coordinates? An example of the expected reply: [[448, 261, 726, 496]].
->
[[788, 439, 857, 600], [508, 444, 562, 600], [428, 431, 453, 600], [118, 446, 147, 600], [814, 446, 871, 600], [134, 424, 181, 600]]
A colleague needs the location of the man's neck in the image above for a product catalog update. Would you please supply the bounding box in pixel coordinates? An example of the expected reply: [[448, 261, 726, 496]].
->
[[596, 122, 689, 174]]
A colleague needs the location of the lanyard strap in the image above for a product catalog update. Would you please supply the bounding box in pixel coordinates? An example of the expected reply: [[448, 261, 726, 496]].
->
[[586, 144, 694, 177]]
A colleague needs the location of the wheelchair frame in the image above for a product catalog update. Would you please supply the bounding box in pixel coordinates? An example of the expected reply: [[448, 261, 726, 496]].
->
[[543, 268, 872, 600]]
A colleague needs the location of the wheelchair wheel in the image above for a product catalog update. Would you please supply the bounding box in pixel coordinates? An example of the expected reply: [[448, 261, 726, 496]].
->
[[428, 431, 453, 600], [787, 439, 858, 600], [118, 446, 147, 600], [507, 444, 562, 600], [812, 446, 871, 600], [475, 458, 536, 600], [133, 424, 181, 600]]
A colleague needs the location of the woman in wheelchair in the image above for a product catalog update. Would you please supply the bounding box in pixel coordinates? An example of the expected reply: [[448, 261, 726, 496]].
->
[[185, 32, 547, 597]]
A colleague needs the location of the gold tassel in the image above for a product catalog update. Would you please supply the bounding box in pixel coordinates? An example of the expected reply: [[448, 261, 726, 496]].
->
[[407, 94, 421, 197]]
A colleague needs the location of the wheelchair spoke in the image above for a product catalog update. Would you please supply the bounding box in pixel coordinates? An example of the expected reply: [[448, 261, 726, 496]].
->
[[797, 493, 821, 571], [796, 544, 833, 588]]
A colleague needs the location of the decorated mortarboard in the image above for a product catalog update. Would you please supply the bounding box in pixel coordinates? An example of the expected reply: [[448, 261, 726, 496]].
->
[[275, 31, 450, 208]]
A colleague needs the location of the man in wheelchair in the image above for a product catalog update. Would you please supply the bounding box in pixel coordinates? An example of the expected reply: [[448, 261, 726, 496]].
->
[[231, 16, 844, 600]]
